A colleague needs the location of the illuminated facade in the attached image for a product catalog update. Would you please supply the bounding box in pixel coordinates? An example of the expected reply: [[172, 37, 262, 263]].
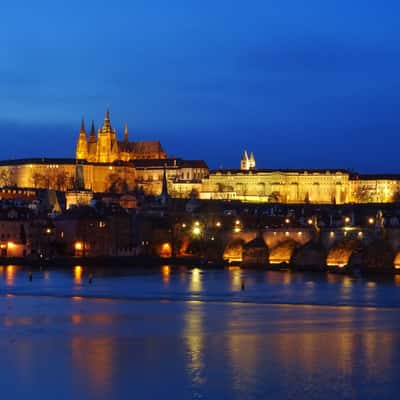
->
[[200, 169, 351, 204], [1, 113, 400, 204], [76, 109, 167, 163], [200, 169, 400, 204]]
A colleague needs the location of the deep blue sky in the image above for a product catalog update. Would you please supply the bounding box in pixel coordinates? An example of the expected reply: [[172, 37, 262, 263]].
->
[[2, 0, 400, 171]]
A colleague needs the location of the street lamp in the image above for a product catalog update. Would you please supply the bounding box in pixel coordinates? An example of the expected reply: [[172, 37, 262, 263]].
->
[[192, 226, 201, 236]]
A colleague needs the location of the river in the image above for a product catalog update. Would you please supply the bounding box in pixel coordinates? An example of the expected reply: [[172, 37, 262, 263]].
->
[[1, 265, 400, 399]]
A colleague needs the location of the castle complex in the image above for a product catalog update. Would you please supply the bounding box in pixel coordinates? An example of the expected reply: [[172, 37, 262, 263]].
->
[[0, 108, 400, 204]]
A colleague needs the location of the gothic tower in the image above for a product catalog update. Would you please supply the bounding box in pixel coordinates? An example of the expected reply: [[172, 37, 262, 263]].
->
[[87, 120, 97, 162], [96, 108, 120, 163], [76, 119, 88, 160], [249, 152, 256, 170], [240, 150, 249, 170]]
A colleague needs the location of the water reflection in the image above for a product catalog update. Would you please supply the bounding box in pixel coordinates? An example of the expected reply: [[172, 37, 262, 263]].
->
[[74, 265, 83, 285], [161, 265, 170, 285], [184, 302, 205, 390], [189, 268, 202, 292], [71, 337, 114, 396], [5, 265, 17, 286], [229, 266, 242, 291]]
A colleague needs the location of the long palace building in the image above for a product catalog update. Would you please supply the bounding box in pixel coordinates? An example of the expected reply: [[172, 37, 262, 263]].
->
[[0, 109, 400, 204]]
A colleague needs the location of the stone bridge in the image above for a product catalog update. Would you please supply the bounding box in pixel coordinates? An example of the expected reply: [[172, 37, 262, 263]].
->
[[189, 227, 400, 270]]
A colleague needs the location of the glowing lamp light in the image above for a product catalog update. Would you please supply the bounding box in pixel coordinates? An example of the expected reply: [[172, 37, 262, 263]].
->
[[368, 218, 374, 225], [7, 242, 15, 249], [234, 227, 241, 233], [307, 218, 313, 225], [285, 218, 290, 224], [194, 221, 200, 227], [216, 221, 221, 228], [345, 217, 351, 223], [235, 220, 241, 225], [74, 241, 83, 251], [182, 223, 187, 228], [192, 226, 201, 236], [45, 228, 52, 234], [358, 231, 363, 238]]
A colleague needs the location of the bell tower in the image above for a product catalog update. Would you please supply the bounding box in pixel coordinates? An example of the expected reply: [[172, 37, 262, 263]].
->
[[76, 119, 88, 160], [96, 108, 119, 163]]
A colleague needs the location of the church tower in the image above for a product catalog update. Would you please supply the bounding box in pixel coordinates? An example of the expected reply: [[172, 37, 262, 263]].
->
[[240, 150, 249, 170], [240, 150, 256, 170], [96, 108, 120, 163], [87, 120, 97, 162], [249, 152, 256, 170], [76, 119, 88, 160], [120, 122, 130, 162]]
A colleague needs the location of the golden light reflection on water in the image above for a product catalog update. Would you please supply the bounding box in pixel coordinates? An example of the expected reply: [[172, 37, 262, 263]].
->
[[190, 268, 202, 292], [162, 265, 170, 284], [71, 337, 113, 395], [74, 265, 83, 285], [184, 303, 205, 386], [229, 266, 242, 291], [5, 265, 17, 285], [340, 275, 353, 297]]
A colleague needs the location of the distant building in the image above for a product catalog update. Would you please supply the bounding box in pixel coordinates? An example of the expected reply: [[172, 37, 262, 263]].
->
[[76, 109, 167, 163], [240, 150, 256, 170], [2, 109, 400, 204]]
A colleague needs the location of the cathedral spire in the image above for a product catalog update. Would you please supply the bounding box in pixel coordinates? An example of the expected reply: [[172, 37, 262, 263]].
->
[[76, 118, 88, 160], [89, 120, 96, 142], [124, 122, 129, 142], [249, 151, 256, 170], [160, 163, 169, 205], [103, 107, 111, 131], [80, 118, 86, 134]]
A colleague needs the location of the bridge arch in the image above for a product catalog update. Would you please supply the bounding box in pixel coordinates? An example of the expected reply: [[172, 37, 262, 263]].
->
[[223, 238, 246, 263], [269, 239, 299, 265]]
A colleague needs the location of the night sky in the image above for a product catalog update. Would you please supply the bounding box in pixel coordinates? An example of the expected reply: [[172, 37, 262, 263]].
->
[[2, 0, 400, 171]]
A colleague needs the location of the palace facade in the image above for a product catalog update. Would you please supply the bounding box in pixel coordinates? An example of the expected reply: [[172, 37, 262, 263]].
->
[[199, 152, 400, 204]]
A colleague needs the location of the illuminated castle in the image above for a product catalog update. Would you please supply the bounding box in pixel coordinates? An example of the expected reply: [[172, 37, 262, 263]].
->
[[76, 109, 166, 163], [1, 109, 400, 205]]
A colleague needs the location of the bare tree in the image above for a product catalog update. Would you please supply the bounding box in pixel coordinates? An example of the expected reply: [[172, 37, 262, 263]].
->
[[31, 172, 47, 188], [108, 173, 128, 193], [268, 191, 281, 203], [353, 185, 373, 203], [0, 167, 17, 187]]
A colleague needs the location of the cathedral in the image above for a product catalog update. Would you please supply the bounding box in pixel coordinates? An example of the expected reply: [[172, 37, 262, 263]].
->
[[76, 109, 167, 163]]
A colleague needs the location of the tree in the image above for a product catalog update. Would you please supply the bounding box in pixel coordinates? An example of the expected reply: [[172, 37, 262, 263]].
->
[[31, 172, 47, 188], [189, 188, 199, 199], [54, 170, 70, 191], [392, 190, 400, 203], [108, 173, 128, 193], [0, 167, 17, 187], [268, 191, 281, 203], [353, 185, 373, 203]]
